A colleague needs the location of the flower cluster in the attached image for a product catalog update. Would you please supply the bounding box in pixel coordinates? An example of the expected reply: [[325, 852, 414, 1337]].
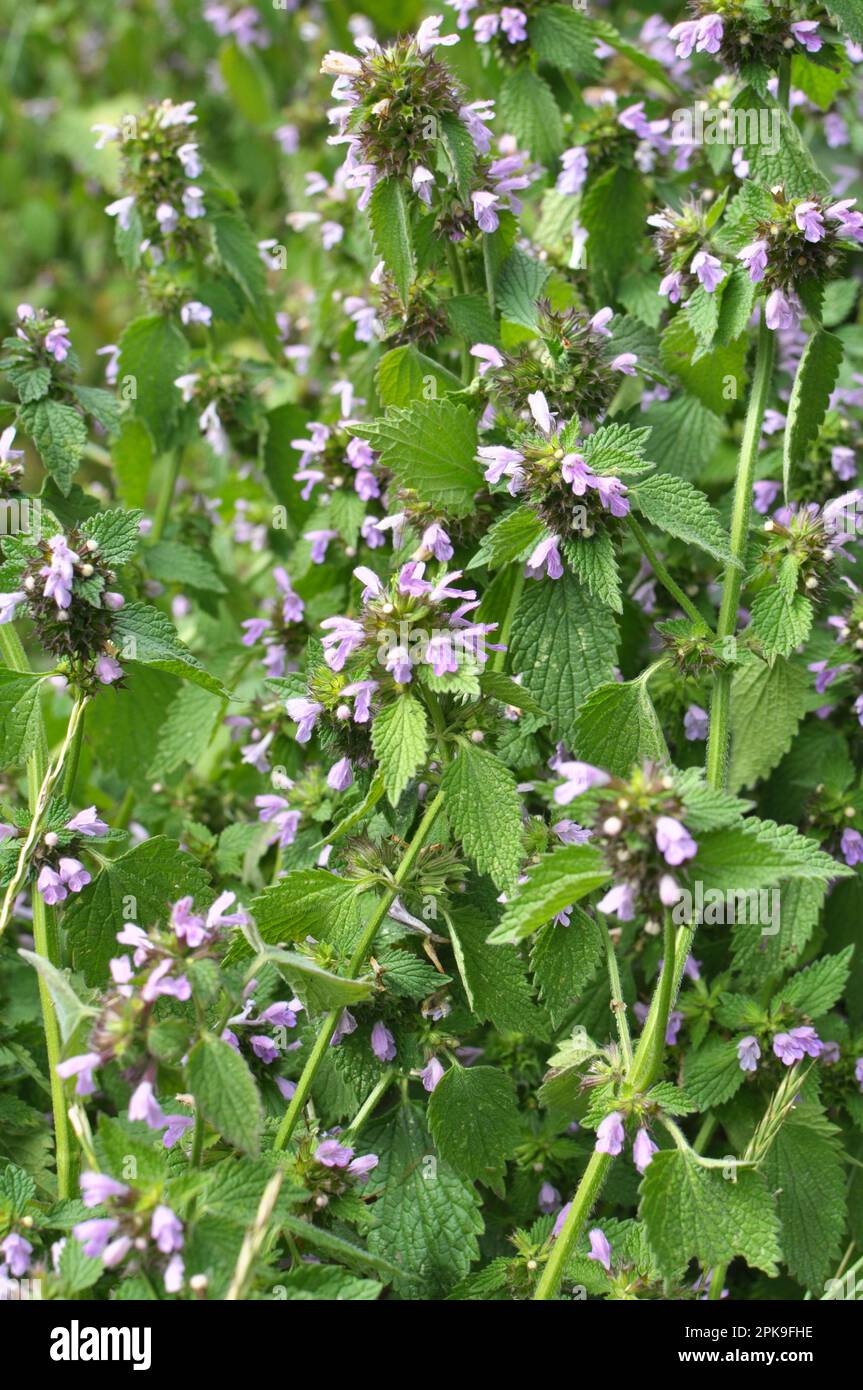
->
[[669, 5, 823, 73], [73, 1172, 185, 1294]]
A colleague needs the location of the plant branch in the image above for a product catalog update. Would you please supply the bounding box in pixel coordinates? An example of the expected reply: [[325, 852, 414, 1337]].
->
[[627, 514, 713, 634]]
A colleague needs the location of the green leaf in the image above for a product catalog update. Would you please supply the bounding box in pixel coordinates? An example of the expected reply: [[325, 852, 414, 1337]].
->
[[438, 111, 476, 201], [495, 248, 550, 331], [364, 1102, 483, 1297], [18, 950, 98, 1045], [762, 1104, 846, 1289], [210, 211, 271, 321], [112, 602, 228, 696], [73, 386, 121, 435], [428, 1064, 522, 1187], [277, 1265, 383, 1300], [7, 365, 51, 402], [363, 399, 480, 518], [750, 586, 813, 659], [728, 656, 810, 791], [117, 314, 187, 452], [693, 817, 851, 894], [0, 668, 45, 767], [682, 1036, 746, 1110], [225, 870, 363, 963], [468, 505, 545, 570], [18, 398, 87, 496], [489, 844, 611, 944], [113, 417, 154, 509], [219, 38, 274, 123], [530, 4, 601, 77], [733, 89, 829, 199], [530, 910, 604, 1017], [573, 677, 667, 778], [640, 394, 722, 479], [187, 1033, 264, 1155], [448, 910, 547, 1034], [146, 539, 227, 593], [580, 167, 648, 295], [375, 345, 461, 409], [509, 572, 618, 744], [823, 0, 863, 43], [716, 265, 757, 346], [80, 508, 143, 568], [774, 946, 854, 1019], [64, 837, 211, 984], [255, 946, 374, 1011], [640, 1150, 781, 1280], [581, 422, 653, 478], [783, 330, 844, 496], [477, 670, 548, 719], [497, 66, 563, 165], [445, 293, 498, 347], [442, 744, 522, 891], [371, 695, 428, 806], [368, 177, 415, 306], [660, 316, 747, 415], [632, 473, 734, 563], [564, 533, 622, 613]]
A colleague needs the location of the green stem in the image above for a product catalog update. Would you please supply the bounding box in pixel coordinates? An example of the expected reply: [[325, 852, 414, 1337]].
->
[[705, 311, 774, 789], [151, 448, 183, 543], [273, 788, 446, 1152], [603, 927, 633, 1069], [343, 1069, 395, 1140], [491, 566, 524, 673], [627, 515, 712, 634], [0, 624, 74, 1197], [534, 916, 692, 1299], [63, 702, 87, 801]]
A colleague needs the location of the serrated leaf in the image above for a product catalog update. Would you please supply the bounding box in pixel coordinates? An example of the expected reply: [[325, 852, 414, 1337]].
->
[[530, 910, 604, 1018], [187, 1033, 264, 1155], [117, 314, 187, 452], [467, 505, 545, 570], [729, 656, 810, 790], [448, 910, 547, 1034], [210, 211, 272, 321], [226, 870, 363, 964], [495, 247, 550, 331], [363, 399, 480, 518], [364, 1102, 483, 1297], [572, 677, 667, 777], [18, 398, 87, 495], [564, 533, 622, 613], [442, 744, 522, 891], [660, 316, 747, 415], [509, 571, 618, 743], [682, 1036, 746, 1110], [783, 330, 844, 496], [774, 946, 854, 1019], [733, 88, 829, 199], [477, 670, 548, 719], [640, 1149, 781, 1280], [530, 4, 601, 76], [498, 66, 562, 165], [80, 508, 143, 568], [0, 668, 45, 767], [375, 345, 461, 409], [371, 696, 428, 806], [750, 585, 813, 658], [489, 844, 610, 944], [640, 393, 723, 479], [762, 1104, 846, 1289], [18, 950, 98, 1045], [146, 539, 227, 592], [693, 817, 852, 893], [369, 177, 415, 307], [64, 837, 211, 984], [427, 1064, 522, 1187], [439, 111, 476, 201], [112, 601, 228, 696], [632, 473, 734, 562], [580, 166, 648, 295]]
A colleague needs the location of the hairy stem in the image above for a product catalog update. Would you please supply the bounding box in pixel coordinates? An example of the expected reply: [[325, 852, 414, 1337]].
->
[[603, 927, 633, 1069], [151, 447, 183, 543], [534, 917, 693, 1299], [705, 310, 775, 789], [273, 788, 445, 1152], [626, 514, 713, 635]]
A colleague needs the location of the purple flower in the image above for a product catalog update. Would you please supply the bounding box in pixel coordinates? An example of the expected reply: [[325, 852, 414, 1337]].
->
[[305, 529, 339, 564], [557, 146, 588, 196], [668, 18, 699, 58], [554, 760, 610, 805], [472, 190, 500, 233], [421, 522, 453, 562], [80, 1172, 130, 1208], [500, 6, 527, 42], [595, 1111, 625, 1156], [65, 806, 109, 837], [552, 1201, 572, 1237], [695, 14, 723, 53], [632, 1128, 658, 1174], [773, 1026, 823, 1065], [45, 320, 72, 361], [421, 1056, 445, 1092], [479, 444, 525, 491], [37, 865, 67, 905], [594, 475, 630, 517], [691, 250, 724, 292], [831, 447, 857, 482], [73, 1218, 119, 1260], [790, 20, 821, 53], [317, 1137, 354, 1168], [587, 1227, 612, 1272], [684, 704, 709, 740], [794, 201, 825, 243], [855, 1057, 863, 1091], [58, 857, 91, 893], [347, 1153, 379, 1181], [527, 390, 553, 435], [841, 828, 863, 866], [525, 534, 563, 581], [341, 679, 378, 723], [655, 815, 697, 866], [285, 696, 323, 742], [666, 1010, 684, 1045], [538, 1181, 561, 1214], [470, 343, 504, 376], [331, 1009, 357, 1046], [753, 480, 781, 514], [737, 1035, 761, 1073], [250, 1035, 280, 1065], [553, 819, 592, 845], [371, 1020, 397, 1062], [151, 1205, 184, 1254], [737, 239, 768, 283], [596, 882, 636, 921], [659, 270, 684, 303], [128, 1079, 166, 1130], [1, 1232, 32, 1276], [56, 1051, 102, 1096], [321, 615, 366, 671], [765, 288, 799, 332], [385, 645, 413, 683], [327, 757, 354, 792], [163, 1115, 194, 1148]]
